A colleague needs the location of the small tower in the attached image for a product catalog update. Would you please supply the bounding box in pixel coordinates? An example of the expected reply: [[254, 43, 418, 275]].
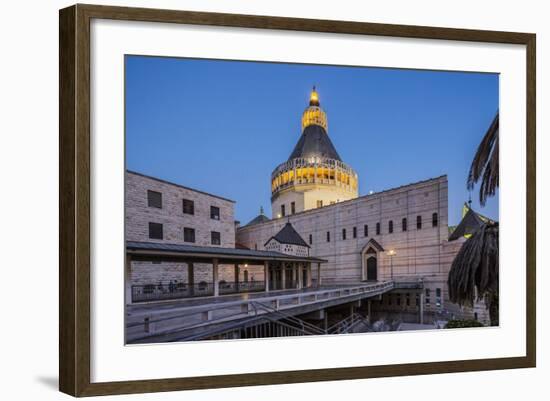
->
[[271, 87, 359, 218]]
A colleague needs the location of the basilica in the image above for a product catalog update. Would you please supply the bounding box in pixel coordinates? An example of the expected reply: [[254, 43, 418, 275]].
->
[[124, 88, 488, 343]]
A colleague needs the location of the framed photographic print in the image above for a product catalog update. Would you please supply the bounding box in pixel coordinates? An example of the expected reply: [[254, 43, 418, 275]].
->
[[59, 4, 536, 397]]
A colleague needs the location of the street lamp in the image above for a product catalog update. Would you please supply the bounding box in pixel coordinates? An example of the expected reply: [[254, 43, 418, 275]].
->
[[387, 249, 396, 279]]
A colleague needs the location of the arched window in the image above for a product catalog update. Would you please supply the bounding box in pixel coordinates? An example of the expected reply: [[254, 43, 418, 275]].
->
[[402, 217, 407, 231], [432, 212, 438, 227], [388, 220, 393, 234]]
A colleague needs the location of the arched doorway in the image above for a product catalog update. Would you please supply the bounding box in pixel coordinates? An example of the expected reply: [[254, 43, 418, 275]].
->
[[361, 238, 384, 281], [366, 254, 377, 281]]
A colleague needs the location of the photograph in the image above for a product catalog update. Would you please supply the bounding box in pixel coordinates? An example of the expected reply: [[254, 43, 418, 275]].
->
[[124, 56, 499, 344]]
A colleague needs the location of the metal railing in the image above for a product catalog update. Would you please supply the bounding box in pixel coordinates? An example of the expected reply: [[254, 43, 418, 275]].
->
[[127, 281, 394, 342], [131, 281, 265, 302]]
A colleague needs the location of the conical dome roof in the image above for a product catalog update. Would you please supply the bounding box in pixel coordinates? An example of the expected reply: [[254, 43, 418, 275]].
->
[[288, 125, 341, 161]]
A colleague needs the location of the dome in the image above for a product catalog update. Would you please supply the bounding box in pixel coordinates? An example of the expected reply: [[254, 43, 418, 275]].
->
[[288, 124, 341, 161]]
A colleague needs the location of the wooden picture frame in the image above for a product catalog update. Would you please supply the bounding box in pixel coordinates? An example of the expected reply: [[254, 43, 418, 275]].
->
[[59, 3, 536, 397]]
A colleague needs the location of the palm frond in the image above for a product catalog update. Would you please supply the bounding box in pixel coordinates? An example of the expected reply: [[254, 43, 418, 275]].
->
[[467, 113, 499, 206], [448, 222, 499, 324]]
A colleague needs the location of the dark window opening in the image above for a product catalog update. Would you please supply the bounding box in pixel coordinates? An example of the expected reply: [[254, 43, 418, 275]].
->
[[210, 206, 220, 220], [183, 227, 195, 243], [353, 226, 357, 238], [326, 231, 330, 242], [147, 190, 162, 208], [182, 198, 194, 215], [309, 234, 313, 245], [417, 215, 422, 229], [376, 222, 380, 235], [342, 228, 347, 240], [281, 204, 286, 217], [364, 225, 368, 237], [432, 212, 438, 227], [291, 201, 296, 215], [148, 222, 163, 240], [389, 220, 393, 234], [402, 217, 407, 232], [211, 231, 221, 245]]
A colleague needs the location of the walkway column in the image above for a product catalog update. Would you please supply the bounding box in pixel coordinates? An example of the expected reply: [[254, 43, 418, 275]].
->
[[298, 263, 303, 289], [292, 262, 297, 289], [281, 263, 286, 290], [419, 290, 425, 324], [234, 264, 239, 292], [307, 263, 312, 287], [213, 258, 219, 297], [264, 261, 270, 292], [187, 262, 194, 296], [125, 254, 132, 305], [367, 300, 371, 324], [317, 262, 322, 287]]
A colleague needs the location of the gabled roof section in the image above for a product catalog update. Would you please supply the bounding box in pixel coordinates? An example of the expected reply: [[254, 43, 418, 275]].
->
[[449, 203, 497, 241], [288, 125, 341, 161], [361, 238, 385, 254], [244, 213, 270, 227], [264, 222, 310, 248]]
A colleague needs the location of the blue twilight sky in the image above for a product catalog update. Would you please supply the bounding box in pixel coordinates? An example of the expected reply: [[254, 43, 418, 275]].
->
[[125, 55, 499, 226]]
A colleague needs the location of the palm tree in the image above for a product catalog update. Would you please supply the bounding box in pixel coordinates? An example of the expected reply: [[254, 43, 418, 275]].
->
[[467, 112, 499, 206], [448, 113, 499, 326]]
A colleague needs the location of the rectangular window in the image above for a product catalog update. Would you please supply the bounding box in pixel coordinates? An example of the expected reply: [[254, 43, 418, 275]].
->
[[376, 222, 380, 235], [364, 224, 368, 237], [417, 215, 422, 229], [432, 212, 439, 227], [353, 226, 357, 238], [182, 198, 194, 215], [425, 288, 431, 304], [436, 287, 442, 307], [326, 231, 330, 242], [210, 206, 220, 220], [281, 204, 285, 217], [316, 200, 323, 208], [183, 227, 195, 243], [406, 293, 411, 306], [342, 228, 347, 240], [147, 190, 162, 208], [211, 231, 221, 245], [309, 234, 313, 245], [402, 218, 407, 231], [291, 201, 296, 215], [148, 222, 163, 240], [389, 220, 394, 234]]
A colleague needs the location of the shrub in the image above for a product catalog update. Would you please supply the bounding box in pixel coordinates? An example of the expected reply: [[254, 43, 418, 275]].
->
[[445, 319, 484, 329]]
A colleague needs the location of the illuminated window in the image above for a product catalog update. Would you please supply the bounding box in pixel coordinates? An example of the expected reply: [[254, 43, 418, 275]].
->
[[432, 212, 438, 227]]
